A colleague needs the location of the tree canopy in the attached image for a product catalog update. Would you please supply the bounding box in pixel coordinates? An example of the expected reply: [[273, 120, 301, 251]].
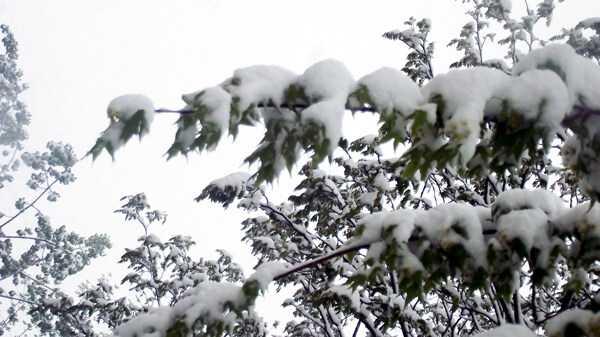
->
[[56, 0, 600, 336], [0, 24, 111, 335]]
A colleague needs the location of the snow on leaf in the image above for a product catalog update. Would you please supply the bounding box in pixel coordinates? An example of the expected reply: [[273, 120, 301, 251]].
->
[[357, 67, 424, 116], [107, 94, 155, 125], [228, 65, 298, 113], [514, 44, 600, 109]]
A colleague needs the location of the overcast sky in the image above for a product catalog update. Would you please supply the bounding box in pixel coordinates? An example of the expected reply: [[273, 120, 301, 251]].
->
[[2, 0, 599, 330]]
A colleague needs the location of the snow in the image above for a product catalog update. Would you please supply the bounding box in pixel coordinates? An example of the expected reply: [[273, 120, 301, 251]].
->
[[301, 99, 346, 150], [238, 188, 263, 210], [358, 191, 378, 206], [107, 43, 600, 336], [422, 67, 511, 163], [326, 284, 361, 309], [107, 94, 155, 124], [298, 59, 355, 101], [356, 202, 490, 263], [200, 86, 232, 142], [357, 67, 424, 115], [580, 17, 600, 28], [353, 186, 578, 283], [209, 172, 251, 190], [99, 122, 125, 152], [501, 69, 569, 132], [497, 209, 548, 253], [471, 324, 535, 337], [175, 122, 198, 150], [545, 308, 600, 337], [296, 60, 356, 151], [514, 44, 600, 109], [254, 236, 276, 250], [418, 203, 487, 267], [573, 203, 600, 238], [100, 94, 156, 155], [355, 208, 418, 245], [229, 65, 298, 112], [493, 188, 566, 219], [112, 281, 246, 337], [561, 132, 600, 198], [247, 261, 287, 290], [112, 306, 174, 337], [161, 44, 600, 177]]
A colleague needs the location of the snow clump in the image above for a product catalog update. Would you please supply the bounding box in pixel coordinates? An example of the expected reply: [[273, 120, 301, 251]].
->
[[107, 94, 155, 124], [112, 281, 246, 337], [422, 67, 511, 163], [514, 44, 600, 109], [299, 60, 356, 152], [545, 308, 600, 337], [471, 324, 536, 337], [229, 65, 298, 113], [357, 67, 425, 116]]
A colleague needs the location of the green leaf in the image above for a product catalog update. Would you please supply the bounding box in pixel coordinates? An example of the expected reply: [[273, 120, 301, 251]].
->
[[409, 109, 431, 135], [241, 279, 261, 305], [536, 60, 567, 82], [284, 84, 308, 107], [450, 222, 469, 239], [349, 84, 376, 110], [166, 318, 191, 337], [87, 136, 114, 160], [120, 110, 149, 142]]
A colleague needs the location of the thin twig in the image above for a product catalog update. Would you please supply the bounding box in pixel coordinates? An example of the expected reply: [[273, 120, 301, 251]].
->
[[0, 235, 58, 247], [0, 294, 36, 305], [1, 179, 58, 229]]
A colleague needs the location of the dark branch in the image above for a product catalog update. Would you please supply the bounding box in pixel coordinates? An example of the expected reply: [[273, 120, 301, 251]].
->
[[0, 294, 36, 306], [273, 241, 370, 282], [561, 105, 600, 127], [155, 102, 377, 115], [1, 179, 58, 229]]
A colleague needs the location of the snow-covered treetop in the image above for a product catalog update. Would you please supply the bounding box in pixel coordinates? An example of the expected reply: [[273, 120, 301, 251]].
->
[[92, 43, 600, 199], [86, 7, 600, 334], [87, 40, 600, 337]]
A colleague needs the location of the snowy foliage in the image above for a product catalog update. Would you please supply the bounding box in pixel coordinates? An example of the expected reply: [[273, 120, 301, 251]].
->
[[88, 1, 600, 336], [36, 194, 269, 337], [89, 94, 155, 159], [0, 25, 111, 336]]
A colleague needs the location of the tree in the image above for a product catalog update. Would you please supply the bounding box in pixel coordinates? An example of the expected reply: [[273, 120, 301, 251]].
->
[[35, 193, 271, 336], [89, 1, 600, 336], [0, 24, 111, 335]]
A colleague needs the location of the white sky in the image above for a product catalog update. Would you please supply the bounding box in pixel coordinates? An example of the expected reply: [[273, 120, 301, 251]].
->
[[2, 0, 599, 332]]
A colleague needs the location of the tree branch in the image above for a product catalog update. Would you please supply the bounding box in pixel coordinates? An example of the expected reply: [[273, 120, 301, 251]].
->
[[1, 179, 58, 229], [155, 101, 377, 115], [0, 235, 58, 247], [273, 242, 370, 282], [0, 294, 36, 306]]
